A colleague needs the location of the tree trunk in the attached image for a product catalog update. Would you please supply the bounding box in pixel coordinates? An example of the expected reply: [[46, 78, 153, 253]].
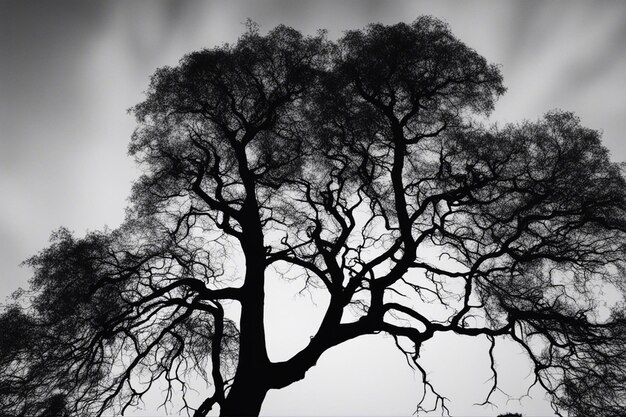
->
[[219, 373, 269, 417], [220, 230, 270, 416], [219, 157, 271, 416]]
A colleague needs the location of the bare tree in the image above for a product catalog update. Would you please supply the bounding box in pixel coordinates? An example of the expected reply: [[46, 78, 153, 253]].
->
[[1, 17, 624, 417]]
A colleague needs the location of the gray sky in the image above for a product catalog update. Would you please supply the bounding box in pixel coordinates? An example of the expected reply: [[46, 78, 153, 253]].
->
[[1, 1, 625, 416]]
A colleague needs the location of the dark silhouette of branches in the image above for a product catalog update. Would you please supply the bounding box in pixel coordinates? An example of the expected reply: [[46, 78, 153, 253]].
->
[[1, 17, 624, 417]]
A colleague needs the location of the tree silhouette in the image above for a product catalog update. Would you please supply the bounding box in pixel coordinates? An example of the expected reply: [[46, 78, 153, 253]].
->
[[1, 17, 625, 417]]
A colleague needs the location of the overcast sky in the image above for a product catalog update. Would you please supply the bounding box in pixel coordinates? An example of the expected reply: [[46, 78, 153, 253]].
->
[[1, 1, 625, 416]]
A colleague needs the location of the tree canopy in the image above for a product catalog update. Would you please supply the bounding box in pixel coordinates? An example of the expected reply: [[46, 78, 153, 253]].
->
[[1, 17, 625, 417]]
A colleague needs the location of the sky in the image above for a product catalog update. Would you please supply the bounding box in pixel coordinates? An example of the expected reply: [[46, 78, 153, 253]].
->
[[1, 1, 625, 416]]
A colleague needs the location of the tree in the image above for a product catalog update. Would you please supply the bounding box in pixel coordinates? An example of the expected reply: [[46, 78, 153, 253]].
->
[[1, 17, 625, 417]]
